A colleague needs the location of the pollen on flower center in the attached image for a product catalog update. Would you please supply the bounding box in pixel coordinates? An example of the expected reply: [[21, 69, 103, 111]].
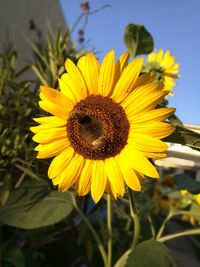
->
[[66, 95, 130, 160]]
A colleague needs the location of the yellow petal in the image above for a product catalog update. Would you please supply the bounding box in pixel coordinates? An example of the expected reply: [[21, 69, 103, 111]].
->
[[120, 147, 159, 178], [130, 122, 175, 139], [91, 160, 107, 203], [39, 92, 47, 100], [35, 139, 70, 159], [77, 52, 100, 95], [162, 51, 177, 68], [105, 180, 117, 200], [144, 152, 167, 158], [48, 146, 75, 179], [65, 58, 88, 97], [115, 154, 141, 191], [133, 73, 155, 88], [59, 153, 85, 191], [125, 90, 167, 118], [98, 50, 115, 96], [112, 58, 143, 103], [40, 86, 74, 111], [76, 159, 92, 196], [39, 100, 69, 120], [33, 116, 66, 125], [104, 157, 125, 197], [130, 108, 176, 123], [121, 82, 163, 114], [31, 123, 64, 134], [156, 49, 163, 63], [58, 76, 77, 104], [128, 134, 168, 152], [118, 50, 131, 73], [33, 127, 66, 144], [115, 51, 130, 80], [60, 73, 84, 101], [148, 51, 156, 62]]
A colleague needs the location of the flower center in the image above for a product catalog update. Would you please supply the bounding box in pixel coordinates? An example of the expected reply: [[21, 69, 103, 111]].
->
[[66, 95, 130, 160]]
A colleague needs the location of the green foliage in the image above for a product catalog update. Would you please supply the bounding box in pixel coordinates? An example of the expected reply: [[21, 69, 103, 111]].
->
[[124, 240, 177, 267], [0, 45, 39, 206], [166, 177, 200, 223], [3, 248, 25, 267], [164, 125, 200, 152], [124, 24, 154, 58], [29, 24, 85, 88], [0, 242, 45, 267], [173, 174, 200, 194], [0, 179, 73, 229]]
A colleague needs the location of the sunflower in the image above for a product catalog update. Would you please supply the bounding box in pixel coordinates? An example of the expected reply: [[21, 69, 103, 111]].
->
[[145, 49, 179, 95], [31, 50, 175, 203]]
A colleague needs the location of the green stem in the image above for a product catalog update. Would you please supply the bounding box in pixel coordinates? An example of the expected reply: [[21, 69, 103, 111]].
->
[[156, 211, 173, 239], [70, 193, 108, 266], [128, 188, 140, 249], [147, 215, 156, 238], [158, 228, 200, 243], [107, 194, 112, 267]]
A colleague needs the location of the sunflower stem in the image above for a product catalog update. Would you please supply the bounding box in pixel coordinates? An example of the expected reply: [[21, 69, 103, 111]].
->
[[70, 193, 108, 266], [157, 228, 200, 243], [107, 194, 112, 267], [156, 211, 173, 240], [128, 188, 140, 250]]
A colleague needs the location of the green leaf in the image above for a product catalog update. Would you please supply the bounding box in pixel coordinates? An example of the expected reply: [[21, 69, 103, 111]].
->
[[14, 163, 40, 180], [124, 240, 177, 267], [31, 64, 49, 85], [164, 125, 200, 152], [124, 24, 154, 57], [15, 65, 30, 78], [0, 179, 73, 229], [173, 174, 200, 194], [0, 173, 12, 205], [0, 190, 10, 206], [5, 248, 25, 267]]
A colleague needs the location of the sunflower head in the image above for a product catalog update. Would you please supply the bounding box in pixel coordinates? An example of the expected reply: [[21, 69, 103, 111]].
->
[[144, 49, 180, 95], [31, 50, 175, 203]]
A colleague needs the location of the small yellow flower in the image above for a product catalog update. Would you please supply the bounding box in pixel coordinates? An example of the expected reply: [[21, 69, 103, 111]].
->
[[31, 50, 175, 203], [146, 49, 180, 95], [181, 190, 200, 225], [181, 190, 200, 205]]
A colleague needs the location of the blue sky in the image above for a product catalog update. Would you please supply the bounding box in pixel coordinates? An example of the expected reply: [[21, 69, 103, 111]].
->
[[60, 0, 200, 125]]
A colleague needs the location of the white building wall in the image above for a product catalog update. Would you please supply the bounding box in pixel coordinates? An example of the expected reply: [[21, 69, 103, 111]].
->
[[0, 0, 67, 65]]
